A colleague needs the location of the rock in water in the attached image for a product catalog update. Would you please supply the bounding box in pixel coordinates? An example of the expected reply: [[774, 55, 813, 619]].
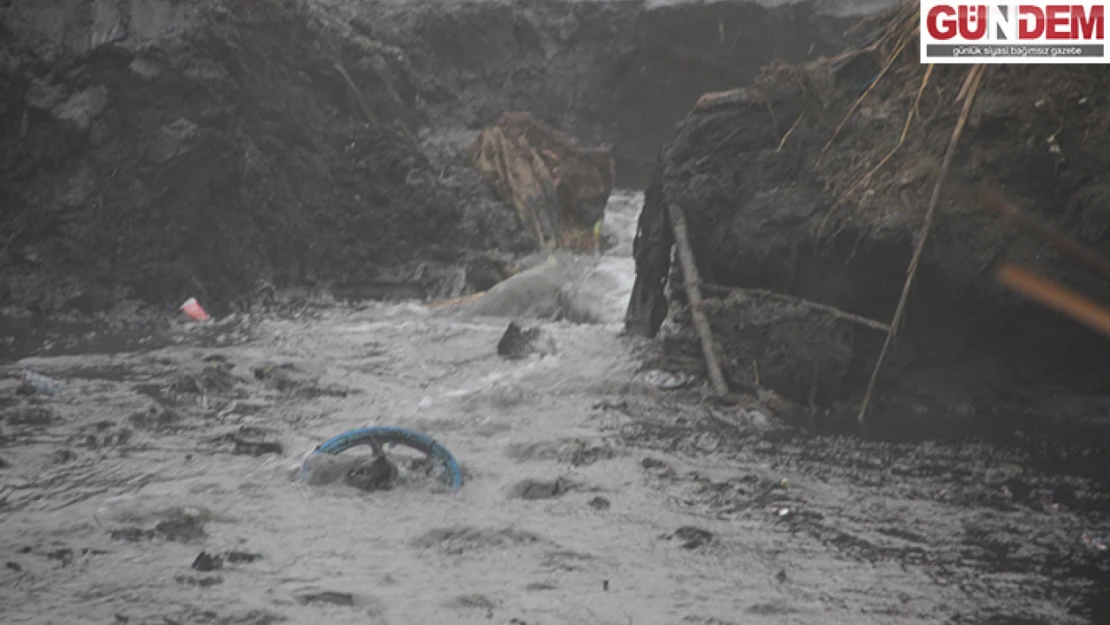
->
[[498, 322, 539, 359], [456, 253, 600, 322], [344, 455, 398, 492]]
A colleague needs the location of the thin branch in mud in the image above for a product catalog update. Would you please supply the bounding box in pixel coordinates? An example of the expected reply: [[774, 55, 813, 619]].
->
[[857, 64, 988, 427], [979, 192, 1110, 282], [333, 61, 381, 128], [865, 65, 934, 184], [817, 28, 914, 161], [701, 283, 891, 332], [335, 60, 419, 146], [953, 66, 978, 104], [667, 203, 730, 397], [996, 263, 1110, 339], [777, 111, 807, 152], [700, 128, 742, 164], [816, 65, 935, 236]]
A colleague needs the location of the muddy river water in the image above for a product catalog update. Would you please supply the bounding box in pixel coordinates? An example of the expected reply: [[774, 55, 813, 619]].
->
[[1, 193, 1107, 625]]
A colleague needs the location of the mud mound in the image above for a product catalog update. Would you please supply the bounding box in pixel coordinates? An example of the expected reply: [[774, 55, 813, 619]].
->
[[629, 4, 1110, 426]]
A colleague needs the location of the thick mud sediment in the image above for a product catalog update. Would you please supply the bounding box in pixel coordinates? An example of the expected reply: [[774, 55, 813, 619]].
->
[[2, 195, 1107, 624]]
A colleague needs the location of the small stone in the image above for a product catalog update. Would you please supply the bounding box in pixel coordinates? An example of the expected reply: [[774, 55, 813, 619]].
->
[[497, 322, 552, 360], [191, 551, 223, 572], [231, 426, 283, 457], [588, 496, 611, 510], [344, 455, 398, 492], [667, 526, 713, 549], [48, 548, 73, 566], [225, 551, 262, 564]]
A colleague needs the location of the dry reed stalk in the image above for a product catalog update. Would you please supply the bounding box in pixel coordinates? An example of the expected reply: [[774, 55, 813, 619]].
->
[[857, 63, 987, 427]]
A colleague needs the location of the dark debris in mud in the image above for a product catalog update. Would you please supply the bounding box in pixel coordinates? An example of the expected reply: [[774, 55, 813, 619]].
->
[[411, 526, 546, 555], [506, 476, 579, 500], [109, 515, 208, 544], [192, 551, 223, 572], [664, 526, 714, 549], [343, 454, 399, 492], [587, 496, 610, 510], [297, 591, 355, 607], [176, 574, 224, 588], [620, 407, 1110, 621], [497, 322, 553, 360], [228, 425, 284, 457]]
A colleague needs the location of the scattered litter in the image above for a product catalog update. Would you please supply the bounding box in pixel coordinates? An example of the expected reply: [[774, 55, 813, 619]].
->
[[179, 297, 210, 321], [17, 370, 59, 396]]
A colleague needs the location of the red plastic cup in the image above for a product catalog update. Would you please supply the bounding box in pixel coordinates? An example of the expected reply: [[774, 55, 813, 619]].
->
[[180, 297, 210, 321]]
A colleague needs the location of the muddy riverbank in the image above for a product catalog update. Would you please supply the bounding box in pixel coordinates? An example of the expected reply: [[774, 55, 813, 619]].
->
[[2, 194, 1107, 624], [626, 5, 1110, 447]]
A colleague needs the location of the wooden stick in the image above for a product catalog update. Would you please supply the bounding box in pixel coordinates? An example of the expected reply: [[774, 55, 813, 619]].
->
[[817, 26, 914, 161], [996, 263, 1110, 339], [777, 111, 807, 152], [425, 291, 486, 310], [979, 192, 1110, 282], [333, 62, 380, 128], [701, 283, 890, 332], [817, 64, 934, 237], [667, 203, 730, 396], [857, 64, 987, 427]]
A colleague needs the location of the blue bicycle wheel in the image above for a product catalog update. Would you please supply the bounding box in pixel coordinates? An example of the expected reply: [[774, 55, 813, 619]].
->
[[302, 426, 462, 490]]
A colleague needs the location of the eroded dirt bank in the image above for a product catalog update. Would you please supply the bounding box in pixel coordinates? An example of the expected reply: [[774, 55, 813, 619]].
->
[[627, 7, 1110, 444], [0, 0, 875, 348]]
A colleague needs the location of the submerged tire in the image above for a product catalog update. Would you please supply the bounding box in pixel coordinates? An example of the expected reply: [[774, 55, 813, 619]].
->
[[302, 427, 463, 490]]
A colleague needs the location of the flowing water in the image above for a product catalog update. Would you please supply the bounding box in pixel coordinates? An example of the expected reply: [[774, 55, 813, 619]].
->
[[1, 192, 1107, 625]]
